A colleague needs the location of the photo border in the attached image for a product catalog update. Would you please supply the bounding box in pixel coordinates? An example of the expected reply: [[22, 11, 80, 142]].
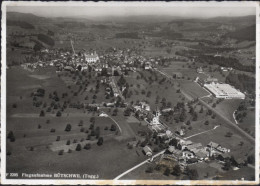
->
[[1, 1, 259, 185]]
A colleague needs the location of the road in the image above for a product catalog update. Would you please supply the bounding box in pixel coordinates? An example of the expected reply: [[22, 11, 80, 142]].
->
[[111, 76, 125, 101], [184, 125, 220, 140], [114, 150, 165, 180], [156, 68, 255, 143]]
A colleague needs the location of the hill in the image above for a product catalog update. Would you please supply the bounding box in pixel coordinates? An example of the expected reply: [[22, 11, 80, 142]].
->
[[224, 25, 256, 42]]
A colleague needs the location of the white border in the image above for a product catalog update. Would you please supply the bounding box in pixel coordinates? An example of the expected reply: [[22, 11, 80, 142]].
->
[[1, 1, 259, 185]]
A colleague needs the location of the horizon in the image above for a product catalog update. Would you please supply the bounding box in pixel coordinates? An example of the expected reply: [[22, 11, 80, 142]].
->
[[6, 5, 256, 19]]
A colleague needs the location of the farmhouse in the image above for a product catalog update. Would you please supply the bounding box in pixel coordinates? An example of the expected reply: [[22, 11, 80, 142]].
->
[[204, 82, 245, 99]]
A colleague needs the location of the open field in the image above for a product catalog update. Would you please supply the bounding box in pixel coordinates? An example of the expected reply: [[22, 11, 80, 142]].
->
[[212, 99, 242, 123], [179, 80, 209, 99], [7, 138, 147, 179]]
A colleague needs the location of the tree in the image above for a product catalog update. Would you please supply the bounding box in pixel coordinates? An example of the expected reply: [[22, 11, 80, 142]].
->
[[145, 166, 154, 173], [247, 154, 255, 164], [56, 136, 60, 141], [56, 111, 62, 117], [76, 144, 82, 151], [33, 43, 43, 52], [186, 168, 199, 180], [65, 124, 72, 132], [204, 120, 209, 125], [84, 143, 91, 150], [58, 150, 64, 155], [223, 161, 231, 171], [40, 110, 45, 117], [12, 103, 17, 108], [225, 132, 233, 137], [90, 117, 95, 124], [97, 137, 104, 146], [172, 164, 181, 176], [66, 140, 70, 145], [164, 167, 171, 176], [110, 124, 117, 131], [7, 131, 15, 142]]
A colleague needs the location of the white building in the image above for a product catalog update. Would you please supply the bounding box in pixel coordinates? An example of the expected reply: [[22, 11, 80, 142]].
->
[[84, 52, 99, 63], [204, 82, 245, 99]]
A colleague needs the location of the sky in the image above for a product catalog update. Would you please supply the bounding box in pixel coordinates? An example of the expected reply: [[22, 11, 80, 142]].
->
[[6, 3, 256, 18]]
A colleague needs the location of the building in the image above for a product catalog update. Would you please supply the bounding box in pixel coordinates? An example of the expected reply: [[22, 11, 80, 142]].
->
[[197, 67, 203, 73], [84, 52, 99, 63], [204, 82, 245, 99], [143, 146, 152, 156], [151, 110, 161, 125]]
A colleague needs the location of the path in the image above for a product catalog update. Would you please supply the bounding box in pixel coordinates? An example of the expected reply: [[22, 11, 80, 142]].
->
[[114, 150, 165, 180], [184, 125, 220, 140]]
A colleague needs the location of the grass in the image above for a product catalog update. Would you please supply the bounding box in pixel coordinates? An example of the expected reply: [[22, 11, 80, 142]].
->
[[7, 138, 147, 179], [6, 66, 148, 179], [213, 99, 242, 123], [238, 109, 255, 137]]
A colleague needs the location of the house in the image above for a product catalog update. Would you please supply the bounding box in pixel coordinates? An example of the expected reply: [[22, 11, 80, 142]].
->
[[64, 66, 74, 72], [186, 143, 202, 151], [98, 112, 108, 117], [162, 108, 173, 113], [84, 52, 99, 63], [143, 146, 152, 156], [182, 150, 195, 159], [197, 67, 203, 73], [208, 141, 220, 149], [167, 146, 176, 154], [139, 102, 151, 111]]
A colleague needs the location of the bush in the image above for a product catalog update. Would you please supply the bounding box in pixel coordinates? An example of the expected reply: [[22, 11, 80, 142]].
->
[[65, 124, 72, 132], [7, 151, 12, 156], [66, 140, 70, 145], [97, 137, 104, 146], [50, 128, 56, 133], [58, 150, 64, 155]]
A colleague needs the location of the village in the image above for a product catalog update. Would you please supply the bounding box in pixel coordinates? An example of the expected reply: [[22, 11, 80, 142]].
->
[[17, 44, 252, 179]]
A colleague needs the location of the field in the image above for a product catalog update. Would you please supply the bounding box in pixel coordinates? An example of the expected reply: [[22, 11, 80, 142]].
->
[[179, 80, 209, 99], [211, 99, 242, 123], [7, 138, 147, 179], [119, 70, 186, 111], [6, 66, 149, 179], [238, 109, 255, 137]]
